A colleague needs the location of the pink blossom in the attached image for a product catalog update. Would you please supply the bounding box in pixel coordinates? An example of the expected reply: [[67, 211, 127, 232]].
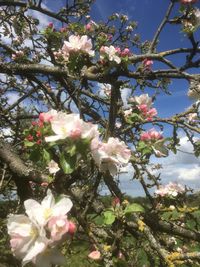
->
[[39, 109, 58, 123], [61, 35, 94, 57], [68, 221, 76, 235], [137, 104, 148, 114], [140, 129, 163, 141], [120, 48, 131, 57], [88, 250, 101, 260], [143, 58, 153, 70], [45, 112, 99, 143], [115, 47, 121, 54], [7, 214, 48, 265], [7, 190, 73, 266], [85, 20, 97, 31], [48, 216, 69, 241], [91, 137, 131, 176], [146, 108, 158, 118], [133, 94, 152, 108], [48, 22, 54, 28], [155, 182, 185, 197], [100, 45, 121, 64]]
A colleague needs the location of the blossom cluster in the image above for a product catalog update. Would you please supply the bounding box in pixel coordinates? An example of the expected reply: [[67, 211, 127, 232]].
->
[[39, 110, 131, 176], [139, 129, 168, 157], [7, 190, 75, 267], [100, 45, 131, 64], [54, 34, 94, 61], [155, 182, 185, 198], [140, 129, 163, 142], [124, 94, 158, 121]]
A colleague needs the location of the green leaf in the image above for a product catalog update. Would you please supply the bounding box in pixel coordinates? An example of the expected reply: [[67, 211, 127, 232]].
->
[[43, 149, 51, 163], [137, 141, 147, 151], [124, 203, 144, 214], [60, 153, 76, 174], [103, 210, 116, 225], [68, 144, 77, 157], [24, 141, 34, 147]]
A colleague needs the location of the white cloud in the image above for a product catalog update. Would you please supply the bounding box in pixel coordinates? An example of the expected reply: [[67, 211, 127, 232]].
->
[[110, 135, 200, 196]]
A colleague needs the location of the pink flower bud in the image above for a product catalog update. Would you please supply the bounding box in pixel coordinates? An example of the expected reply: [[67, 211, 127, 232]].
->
[[143, 58, 153, 70], [48, 22, 54, 28], [27, 135, 34, 141], [36, 139, 42, 145], [115, 47, 121, 54], [112, 197, 120, 207], [68, 221, 76, 235], [85, 23, 92, 31], [147, 108, 157, 118], [41, 182, 49, 187], [140, 132, 151, 141], [120, 48, 131, 57], [88, 250, 101, 260], [31, 121, 38, 126], [100, 46, 106, 53]]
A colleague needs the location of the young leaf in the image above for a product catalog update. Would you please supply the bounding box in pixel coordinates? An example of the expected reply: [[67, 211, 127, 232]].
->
[[124, 203, 144, 214], [60, 153, 76, 174], [103, 210, 116, 225]]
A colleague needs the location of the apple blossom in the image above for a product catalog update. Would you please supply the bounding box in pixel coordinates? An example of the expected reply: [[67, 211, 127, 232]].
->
[[47, 215, 69, 241], [155, 182, 185, 197], [7, 214, 48, 266], [132, 94, 152, 108], [45, 112, 99, 143], [7, 190, 74, 266], [85, 20, 97, 31], [123, 108, 133, 118], [24, 189, 73, 227], [100, 45, 121, 64], [61, 34, 94, 57], [187, 112, 198, 122], [47, 160, 60, 174], [140, 129, 163, 141], [91, 137, 131, 176], [39, 109, 58, 123], [120, 48, 131, 57]]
